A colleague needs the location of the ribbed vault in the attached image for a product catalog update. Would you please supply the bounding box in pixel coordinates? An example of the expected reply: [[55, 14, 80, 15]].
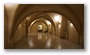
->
[[10, 4, 83, 42]]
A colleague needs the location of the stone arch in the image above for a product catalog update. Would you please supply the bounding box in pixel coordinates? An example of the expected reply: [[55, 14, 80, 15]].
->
[[29, 19, 55, 34], [29, 20, 48, 31], [11, 4, 82, 42], [30, 20, 48, 33], [27, 15, 56, 33]]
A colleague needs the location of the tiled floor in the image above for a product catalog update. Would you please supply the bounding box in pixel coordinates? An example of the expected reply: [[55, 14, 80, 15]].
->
[[13, 32, 82, 49]]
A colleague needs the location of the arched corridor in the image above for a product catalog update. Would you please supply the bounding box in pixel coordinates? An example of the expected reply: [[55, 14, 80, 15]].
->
[[4, 4, 84, 49]]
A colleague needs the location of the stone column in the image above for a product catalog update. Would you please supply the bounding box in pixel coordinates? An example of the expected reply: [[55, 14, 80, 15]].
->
[[60, 17, 68, 39]]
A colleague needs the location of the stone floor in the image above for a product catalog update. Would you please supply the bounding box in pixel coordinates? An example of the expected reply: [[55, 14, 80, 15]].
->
[[13, 32, 82, 49]]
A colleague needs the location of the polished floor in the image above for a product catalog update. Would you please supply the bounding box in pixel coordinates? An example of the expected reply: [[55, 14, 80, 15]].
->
[[13, 32, 82, 49]]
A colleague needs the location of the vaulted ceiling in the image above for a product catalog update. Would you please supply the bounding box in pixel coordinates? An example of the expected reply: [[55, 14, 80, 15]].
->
[[4, 4, 84, 38]]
